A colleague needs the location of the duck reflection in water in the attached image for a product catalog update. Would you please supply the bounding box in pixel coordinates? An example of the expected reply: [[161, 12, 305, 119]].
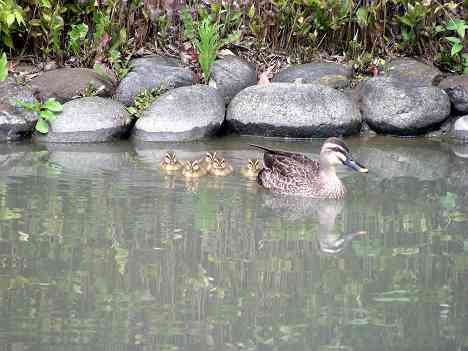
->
[[261, 195, 366, 255]]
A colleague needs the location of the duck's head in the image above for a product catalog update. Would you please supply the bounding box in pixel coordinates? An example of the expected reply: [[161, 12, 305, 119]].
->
[[162, 151, 178, 165], [320, 137, 368, 173]]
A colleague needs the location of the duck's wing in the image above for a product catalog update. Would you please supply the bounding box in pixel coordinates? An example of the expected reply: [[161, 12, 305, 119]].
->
[[249, 144, 316, 167], [265, 153, 319, 178]]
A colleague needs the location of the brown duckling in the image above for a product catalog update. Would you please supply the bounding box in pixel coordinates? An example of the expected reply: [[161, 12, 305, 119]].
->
[[199, 151, 218, 172], [182, 160, 207, 178], [240, 159, 261, 178], [209, 157, 234, 176], [160, 151, 183, 171]]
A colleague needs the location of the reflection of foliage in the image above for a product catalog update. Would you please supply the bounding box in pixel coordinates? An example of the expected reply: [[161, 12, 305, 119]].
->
[[0, 154, 467, 351]]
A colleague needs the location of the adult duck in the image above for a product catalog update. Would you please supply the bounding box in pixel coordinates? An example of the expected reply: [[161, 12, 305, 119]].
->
[[250, 137, 368, 199]]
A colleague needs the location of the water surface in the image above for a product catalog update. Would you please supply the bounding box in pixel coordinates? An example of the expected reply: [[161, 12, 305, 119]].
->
[[0, 136, 467, 351]]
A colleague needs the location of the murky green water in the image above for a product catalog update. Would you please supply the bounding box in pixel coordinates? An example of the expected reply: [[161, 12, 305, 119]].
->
[[0, 136, 467, 351]]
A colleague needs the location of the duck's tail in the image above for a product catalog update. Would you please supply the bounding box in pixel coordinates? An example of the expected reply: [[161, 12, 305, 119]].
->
[[248, 144, 276, 153]]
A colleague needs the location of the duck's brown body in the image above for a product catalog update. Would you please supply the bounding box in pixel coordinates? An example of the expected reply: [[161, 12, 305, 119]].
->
[[252, 138, 368, 199]]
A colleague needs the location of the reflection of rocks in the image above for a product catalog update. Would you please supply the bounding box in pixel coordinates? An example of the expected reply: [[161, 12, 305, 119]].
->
[[357, 139, 450, 181], [450, 143, 468, 158], [45, 142, 133, 175]]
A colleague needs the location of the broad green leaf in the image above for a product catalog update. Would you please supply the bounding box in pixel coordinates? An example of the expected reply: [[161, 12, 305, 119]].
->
[[39, 110, 55, 121], [445, 36, 461, 44], [0, 53, 7, 81], [356, 7, 368, 26], [451, 42, 463, 56], [435, 25, 445, 33], [43, 98, 63, 112], [35, 118, 49, 134], [6, 13, 15, 26]]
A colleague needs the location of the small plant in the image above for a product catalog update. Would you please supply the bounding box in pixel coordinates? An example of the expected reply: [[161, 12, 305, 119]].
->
[[180, 7, 240, 82], [68, 23, 89, 56], [440, 18, 468, 73], [127, 87, 166, 118], [16, 98, 63, 134], [0, 0, 25, 48], [0, 52, 7, 81]]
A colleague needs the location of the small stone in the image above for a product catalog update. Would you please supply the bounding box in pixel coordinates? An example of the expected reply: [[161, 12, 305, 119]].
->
[[448, 115, 468, 143], [115, 56, 193, 106], [273, 63, 353, 89], [29, 68, 114, 102], [0, 77, 37, 141], [34, 97, 132, 143], [210, 56, 257, 104], [226, 83, 361, 138], [357, 77, 450, 135], [385, 58, 441, 86], [133, 85, 225, 142]]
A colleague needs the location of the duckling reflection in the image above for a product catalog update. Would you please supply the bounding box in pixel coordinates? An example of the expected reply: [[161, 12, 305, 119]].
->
[[261, 195, 366, 255]]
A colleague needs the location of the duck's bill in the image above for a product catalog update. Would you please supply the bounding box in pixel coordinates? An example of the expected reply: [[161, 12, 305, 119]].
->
[[343, 158, 368, 173]]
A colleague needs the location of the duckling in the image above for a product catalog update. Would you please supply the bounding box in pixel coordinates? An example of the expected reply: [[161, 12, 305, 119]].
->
[[240, 159, 261, 178], [209, 157, 234, 176], [199, 151, 218, 172], [182, 160, 207, 178], [160, 151, 183, 171], [250, 137, 368, 199]]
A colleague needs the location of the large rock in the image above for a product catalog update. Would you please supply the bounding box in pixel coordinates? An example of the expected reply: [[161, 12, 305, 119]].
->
[[357, 77, 451, 135], [29, 68, 114, 102], [273, 63, 353, 89], [226, 83, 361, 137], [34, 97, 132, 143], [133, 85, 225, 142], [115, 56, 193, 106], [385, 58, 441, 86], [0, 77, 37, 141], [438, 75, 468, 113], [209, 56, 257, 104]]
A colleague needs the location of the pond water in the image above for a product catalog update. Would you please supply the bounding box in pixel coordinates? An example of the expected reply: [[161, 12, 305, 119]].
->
[[0, 136, 467, 351]]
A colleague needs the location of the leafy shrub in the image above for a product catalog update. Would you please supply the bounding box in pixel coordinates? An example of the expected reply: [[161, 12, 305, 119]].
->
[[16, 98, 63, 134]]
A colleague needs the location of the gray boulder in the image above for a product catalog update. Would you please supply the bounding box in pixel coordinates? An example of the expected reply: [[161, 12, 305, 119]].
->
[[29, 68, 114, 102], [133, 85, 225, 142], [438, 75, 468, 113], [115, 56, 193, 106], [358, 77, 450, 135], [226, 83, 361, 138], [273, 63, 353, 89], [385, 58, 441, 86], [209, 56, 257, 104], [0, 77, 37, 141], [34, 97, 132, 143]]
